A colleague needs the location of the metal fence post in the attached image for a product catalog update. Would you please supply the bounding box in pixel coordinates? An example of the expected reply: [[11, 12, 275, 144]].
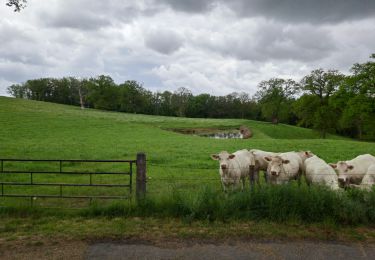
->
[[136, 152, 146, 200]]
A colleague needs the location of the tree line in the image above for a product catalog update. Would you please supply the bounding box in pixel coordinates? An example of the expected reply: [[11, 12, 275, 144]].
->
[[7, 54, 375, 140]]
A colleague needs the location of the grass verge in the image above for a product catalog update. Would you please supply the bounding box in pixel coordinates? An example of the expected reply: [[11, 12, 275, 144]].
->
[[1, 185, 375, 242]]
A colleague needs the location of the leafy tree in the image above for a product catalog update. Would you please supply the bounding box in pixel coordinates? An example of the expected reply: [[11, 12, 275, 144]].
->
[[23, 78, 53, 101], [300, 69, 344, 104], [237, 92, 251, 119], [157, 91, 174, 116], [351, 53, 375, 96], [340, 94, 374, 139], [299, 69, 345, 138], [7, 83, 28, 98], [186, 94, 212, 118], [85, 75, 119, 110], [171, 87, 192, 117], [118, 80, 152, 114], [255, 78, 298, 124], [292, 94, 320, 128], [331, 55, 375, 139]]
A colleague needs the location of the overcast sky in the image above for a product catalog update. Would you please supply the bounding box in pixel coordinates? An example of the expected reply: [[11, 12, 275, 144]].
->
[[1, 0, 375, 96]]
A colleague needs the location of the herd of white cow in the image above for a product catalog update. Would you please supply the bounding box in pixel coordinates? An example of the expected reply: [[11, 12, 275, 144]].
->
[[211, 149, 375, 192]]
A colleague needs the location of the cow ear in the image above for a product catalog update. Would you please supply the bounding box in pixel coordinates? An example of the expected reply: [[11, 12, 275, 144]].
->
[[211, 154, 219, 160], [229, 154, 236, 159], [264, 156, 272, 162], [348, 165, 354, 170], [282, 159, 290, 164], [329, 163, 337, 169]]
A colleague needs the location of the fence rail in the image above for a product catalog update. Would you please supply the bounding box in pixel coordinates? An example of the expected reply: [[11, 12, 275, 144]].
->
[[0, 157, 141, 205]]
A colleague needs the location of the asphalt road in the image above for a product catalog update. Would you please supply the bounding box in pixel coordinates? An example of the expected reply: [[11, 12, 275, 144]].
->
[[86, 240, 375, 259]]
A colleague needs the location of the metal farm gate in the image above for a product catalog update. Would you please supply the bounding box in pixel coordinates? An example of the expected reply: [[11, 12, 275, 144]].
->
[[0, 153, 147, 207]]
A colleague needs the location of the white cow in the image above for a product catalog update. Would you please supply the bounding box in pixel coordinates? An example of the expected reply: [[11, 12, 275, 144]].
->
[[249, 149, 279, 183], [329, 154, 375, 188], [296, 151, 315, 169], [264, 152, 302, 185], [211, 149, 253, 191], [304, 155, 340, 190], [349, 164, 375, 191]]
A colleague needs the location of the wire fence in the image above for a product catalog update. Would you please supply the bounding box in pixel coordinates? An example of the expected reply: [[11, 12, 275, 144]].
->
[[145, 161, 365, 194], [147, 162, 357, 176], [0, 156, 366, 205]]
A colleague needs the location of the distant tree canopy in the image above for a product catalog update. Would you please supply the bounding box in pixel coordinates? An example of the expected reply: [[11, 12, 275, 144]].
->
[[255, 78, 298, 124], [7, 55, 375, 141]]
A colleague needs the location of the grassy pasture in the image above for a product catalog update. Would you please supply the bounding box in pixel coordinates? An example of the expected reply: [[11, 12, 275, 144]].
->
[[1, 96, 375, 223]]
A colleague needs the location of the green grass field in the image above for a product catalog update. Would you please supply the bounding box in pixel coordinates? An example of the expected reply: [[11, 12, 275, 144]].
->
[[1, 96, 375, 241], [0, 96, 373, 187], [1, 96, 374, 197]]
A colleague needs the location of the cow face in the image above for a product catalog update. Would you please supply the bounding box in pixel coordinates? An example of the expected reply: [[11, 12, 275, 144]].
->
[[211, 151, 236, 172], [264, 156, 290, 176], [329, 161, 354, 186], [248, 151, 256, 169]]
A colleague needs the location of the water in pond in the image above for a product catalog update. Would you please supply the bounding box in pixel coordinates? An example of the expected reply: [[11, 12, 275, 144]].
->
[[200, 132, 243, 139], [168, 128, 244, 139]]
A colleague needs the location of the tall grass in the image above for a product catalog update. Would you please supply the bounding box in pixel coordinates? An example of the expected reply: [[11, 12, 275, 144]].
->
[[81, 185, 375, 225]]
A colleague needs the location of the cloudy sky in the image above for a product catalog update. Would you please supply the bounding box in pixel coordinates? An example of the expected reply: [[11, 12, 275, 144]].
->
[[1, 0, 375, 96]]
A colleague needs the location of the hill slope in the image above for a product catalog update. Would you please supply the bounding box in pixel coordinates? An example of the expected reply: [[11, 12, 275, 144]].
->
[[1, 96, 375, 194], [0, 97, 370, 162]]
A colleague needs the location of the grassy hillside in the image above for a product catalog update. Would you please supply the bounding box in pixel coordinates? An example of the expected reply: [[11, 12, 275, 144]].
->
[[0, 96, 375, 200], [0, 96, 369, 161]]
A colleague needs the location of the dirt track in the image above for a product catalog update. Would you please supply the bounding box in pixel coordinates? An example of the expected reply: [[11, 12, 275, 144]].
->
[[86, 240, 375, 259]]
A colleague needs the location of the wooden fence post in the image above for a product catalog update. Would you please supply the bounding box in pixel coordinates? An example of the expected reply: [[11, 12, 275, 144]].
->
[[136, 152, 146, 200]]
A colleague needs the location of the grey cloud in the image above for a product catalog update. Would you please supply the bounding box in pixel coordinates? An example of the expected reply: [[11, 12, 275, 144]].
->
[[160, 0, 375, 23], [40, 0, 161, 30], [0, 62, 42, 83], [145, 29, 183, 55], [161, 0, 216, 13], [41, 1, 112, 31], [1, 0, 374, 97], [0, 23, 50, 66], [197, 22, 335, 62], [43, 11, 111, 30], [226, 0, 375, 23]]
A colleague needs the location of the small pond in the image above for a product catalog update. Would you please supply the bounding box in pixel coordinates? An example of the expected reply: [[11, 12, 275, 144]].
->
[[168, 128, 244, 139], [200, 132, 243, 139]]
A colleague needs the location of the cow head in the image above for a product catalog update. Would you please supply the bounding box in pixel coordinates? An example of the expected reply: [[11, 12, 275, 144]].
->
[[211, 151, 236, 172], [298, 151, 315, 161], [264, 156, 289, 176], [248, 151, 256, 169], [329, 161, 354, 186]]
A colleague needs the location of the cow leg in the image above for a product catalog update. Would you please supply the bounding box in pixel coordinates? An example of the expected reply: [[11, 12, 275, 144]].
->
[[236, 178, 242, 191], [297, 170, 302, 186], [250, 172, 255, 189], [255, 169, 260, 186], [263, 170, 268, 183], [249, 166, 255, 188], [221, 180, 227, 193]]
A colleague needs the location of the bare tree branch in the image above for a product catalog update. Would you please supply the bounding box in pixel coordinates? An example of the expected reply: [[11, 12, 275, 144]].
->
[[6, 0, 27, 12]]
